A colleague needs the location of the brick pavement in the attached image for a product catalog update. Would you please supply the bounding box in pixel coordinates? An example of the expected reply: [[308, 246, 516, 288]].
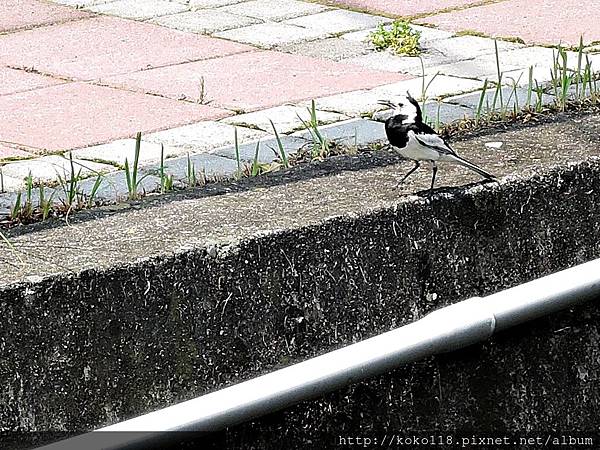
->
[[1, 0, 598, 215]]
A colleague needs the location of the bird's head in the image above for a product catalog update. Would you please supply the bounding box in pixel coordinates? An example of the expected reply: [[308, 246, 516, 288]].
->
[[378, 92, 422, 124]]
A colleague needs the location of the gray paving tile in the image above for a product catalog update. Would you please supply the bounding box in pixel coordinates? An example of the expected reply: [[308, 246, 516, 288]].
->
[[159, 153, 239, 181], [86, 0, 188, 20], [215, 22, 330, 48], [497, 47, 599, 86], [0, 155, 114, 184], [430, 35, 523, 60], [372, 102, 473, 127], [423, 102, 473, 126], [286, 9, 390, 35], [221, 105, 347, 134], [584, 45, 600, 54], [51, 0, 116, 6], [220, 0, 326, 21], [150, 10, 261, 34], [144, 121, 267, 154], [77, 171, 162, 202], [342, 50, 452, 76], [0, 192, 15, 216], [189, 0, 245, 7], [373, 75, 483, 101], [214, 135, 306, 164], [293, 118, 386, 147], [0, 173, 24, 193], [277, 37, 372, 61], [303, 90, 384, 117], [445, 87, 554, 112], [426, 54, 523, 80], [71, 139, 167, 167]]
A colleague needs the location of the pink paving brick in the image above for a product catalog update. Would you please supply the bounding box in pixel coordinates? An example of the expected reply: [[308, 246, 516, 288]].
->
[[321, 0, 484, 17], [0, 144, 33, 161], [418, 0, 600, 46], [0, 83, 230, 152], [0, 16, 252, 81], [104, 50, 410, 111], [0, 0, 90, 33], [0, 66, 64, 96]]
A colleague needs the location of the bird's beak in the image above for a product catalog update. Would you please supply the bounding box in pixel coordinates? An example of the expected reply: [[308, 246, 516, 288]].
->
[[377, 100, 396, 109]]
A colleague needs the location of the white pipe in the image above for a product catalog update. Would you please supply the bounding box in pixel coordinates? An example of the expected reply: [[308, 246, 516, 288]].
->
[[38, 258, 600, 450]]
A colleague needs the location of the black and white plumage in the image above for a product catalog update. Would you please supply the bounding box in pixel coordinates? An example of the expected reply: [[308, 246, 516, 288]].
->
[[379, 92, 495, 192]]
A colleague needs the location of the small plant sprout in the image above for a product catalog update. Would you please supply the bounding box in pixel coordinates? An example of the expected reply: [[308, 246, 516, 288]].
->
[[250, 140, 264, 177], [86, 174, 103, 208], [550, 48, 559, 99], [505, 73, 523, 115], [582, 55, 593, 98], [9, 172, 36, 222], [533, 80, 545, 112], [56, 152, 83, 210], [39, 186, 56, 221], [435, 100, 442, 131], [10, 192, 22, 220], [186, 153, 197, 187], [270, 120, 290, 168], [198, 76, 209, 105], [124, 132, 149, 200], [558, 46, 572, 110], [418, 57, 440, 124], [24, 172, 34, 218], [576, 37, 584, 98], [493, 40, 504, 113], [526, 66, 534, 107], [371, 20, 421, 56], [234, 127, 242, 180], [241, 140, 272, 177], [198, 167, 207, 187], [475, 79, 489, 125], [158, 144, 174, 193], [295, 100, 330, 159], [549, 44, 574, 111]]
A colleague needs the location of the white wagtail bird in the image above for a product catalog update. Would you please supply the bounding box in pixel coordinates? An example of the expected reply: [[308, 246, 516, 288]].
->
[[378, 92, 495, 192]]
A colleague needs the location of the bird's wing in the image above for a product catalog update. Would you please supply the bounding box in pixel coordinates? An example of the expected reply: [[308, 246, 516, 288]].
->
[[413, 133, 457, 156]]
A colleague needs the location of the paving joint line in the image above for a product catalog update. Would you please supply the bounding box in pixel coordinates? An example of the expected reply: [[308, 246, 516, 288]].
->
[[4, 64, 75, 83], [0, 14, 96, 37], [304, 0, 506, 21], [88, 79, 239, 113], [134, 49, 259, 73]]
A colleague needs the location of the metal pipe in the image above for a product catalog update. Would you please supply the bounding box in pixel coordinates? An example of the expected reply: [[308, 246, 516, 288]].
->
[[38, 258, 600, 450]]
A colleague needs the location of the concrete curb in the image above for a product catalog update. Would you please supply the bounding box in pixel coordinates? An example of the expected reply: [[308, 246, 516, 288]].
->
[[2, 139, 600, 436]]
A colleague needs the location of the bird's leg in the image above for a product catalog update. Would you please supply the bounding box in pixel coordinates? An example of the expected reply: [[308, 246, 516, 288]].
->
[[430, 161, 438, 193], [395, 161, 420, 189]]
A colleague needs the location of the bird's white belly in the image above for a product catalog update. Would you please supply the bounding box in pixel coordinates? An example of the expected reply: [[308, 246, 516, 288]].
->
[[394, 136, 440, 161]]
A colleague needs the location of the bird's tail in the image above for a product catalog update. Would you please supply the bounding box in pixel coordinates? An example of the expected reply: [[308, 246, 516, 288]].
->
[[451, 155, 496, 180]]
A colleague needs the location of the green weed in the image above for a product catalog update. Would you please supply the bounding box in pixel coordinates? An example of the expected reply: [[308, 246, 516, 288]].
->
[[371, 21, 421, 56]]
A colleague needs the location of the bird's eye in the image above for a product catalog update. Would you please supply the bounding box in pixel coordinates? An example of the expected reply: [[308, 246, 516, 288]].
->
[[398, 103, 404, 107]]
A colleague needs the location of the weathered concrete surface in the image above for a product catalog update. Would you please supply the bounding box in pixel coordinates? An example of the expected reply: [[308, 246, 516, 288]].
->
[[1, 112, 600, 446]]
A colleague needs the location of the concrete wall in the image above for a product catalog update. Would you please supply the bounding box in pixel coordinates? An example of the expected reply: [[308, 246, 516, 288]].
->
[[1, 158, 600, 447]]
